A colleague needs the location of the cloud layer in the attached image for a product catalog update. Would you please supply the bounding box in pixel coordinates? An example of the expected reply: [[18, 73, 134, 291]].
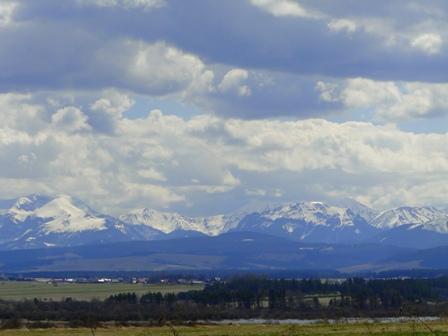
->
[[0, 92, 447, 214], [0, 0, 447, 214]]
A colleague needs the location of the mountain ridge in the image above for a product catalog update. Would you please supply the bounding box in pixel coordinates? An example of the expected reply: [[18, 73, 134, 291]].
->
[[1, 194, 448, 250], [0, 231, 416, 273]]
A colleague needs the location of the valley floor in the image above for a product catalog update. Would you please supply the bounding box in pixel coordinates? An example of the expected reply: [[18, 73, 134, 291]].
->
[[2, 321, 448, 336], [0, 281, 203, 301]]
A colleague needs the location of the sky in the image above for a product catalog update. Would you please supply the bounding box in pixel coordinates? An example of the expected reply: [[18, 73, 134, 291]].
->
[[1, 0, 448, 216]]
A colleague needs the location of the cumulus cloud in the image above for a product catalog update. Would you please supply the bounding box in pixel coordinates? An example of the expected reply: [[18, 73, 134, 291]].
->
[[410, 33, 443, 55], [89, 90, 135, 133], [92, 40, 216, 97], [77, 0, 165, 10], [328, 19, 357, 34], [91, 90, 134, 117], [249, 0, 315, 18], [0, 93, 47, 132], [51, 107, 91, 133], [4, 0, 448, 93], [0, 33, 214, 100], [137, 167, 167, 181], [2, 0, 448, 121], [123, 41, 213, 95], [218, 69, 251, 97], [317, 78, 448, 120], [1, 92, 447, 214], [1, 0, 448, 215], [0, 1, 16, 27]]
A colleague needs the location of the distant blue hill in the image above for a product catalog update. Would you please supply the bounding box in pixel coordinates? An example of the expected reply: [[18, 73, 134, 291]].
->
[[0, 231, 417, 273]]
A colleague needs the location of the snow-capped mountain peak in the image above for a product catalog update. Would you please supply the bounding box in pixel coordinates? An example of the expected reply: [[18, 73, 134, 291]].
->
[[6, 194, 51, 223], [7, 199, 33, 222], [121, 208, 193, 234], [35, 195, 106, 233], [332, 198, 378, 221], [5, 195, 106, 233], [2, 194, 448, 250], [235, 201, 376, 244], [120, 208, 241, 236], [0, 194, 165, 249], [260, 201, 356, 227], [369, 206, 448, 233]]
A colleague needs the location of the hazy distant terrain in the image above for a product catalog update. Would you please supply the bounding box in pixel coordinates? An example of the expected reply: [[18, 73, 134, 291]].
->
[[0, 231, 443, 273]]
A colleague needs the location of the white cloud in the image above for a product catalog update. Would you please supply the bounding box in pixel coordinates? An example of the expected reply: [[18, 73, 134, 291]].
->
[[51, 107, 91, 133], [91, 90, 135, 117], [0, 93, 46, 132], [249, 0, 314, 18], [97, 40, 215, 97], [328, 19, 357, 34], [222, 171, 241, 188], [137, 167, 167, 181], [339, 181, 448, 211], [411, 33, 443, 54], [0, 1, 16, 27], [1, 93, 448, 213], [78, 0, 165, 10], [218, 69, 251, 97], [317, 78, 448, 120]]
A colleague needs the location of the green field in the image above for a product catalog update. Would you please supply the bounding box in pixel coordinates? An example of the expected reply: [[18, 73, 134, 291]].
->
[[1, 322, 448, 335], [0, 281, 203, 301]]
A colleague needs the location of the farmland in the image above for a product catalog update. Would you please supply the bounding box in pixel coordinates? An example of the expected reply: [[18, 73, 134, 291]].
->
[[0, 281, 203, 301], [0, 321, 448, 335]]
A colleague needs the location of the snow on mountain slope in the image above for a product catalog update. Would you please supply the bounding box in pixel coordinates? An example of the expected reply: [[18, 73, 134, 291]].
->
[[0, 195, 163, 249], [369, 206, 448, 233], [5, 195, 52, 223], [35, 196, 106, 233], [6, 198, 34, 222], [2, 194, 448, 250], [120, 208, 241, 236], [332, 198, 378, 221], [261, 202, 356, 227], [235, 201, 378, 244], [121, 201, 382, 243], [5, 195, 106, 233]]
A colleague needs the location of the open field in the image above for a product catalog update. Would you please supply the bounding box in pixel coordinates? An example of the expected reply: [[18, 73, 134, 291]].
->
[[1, 321, 448, 335], [0, 281, 203, 301]]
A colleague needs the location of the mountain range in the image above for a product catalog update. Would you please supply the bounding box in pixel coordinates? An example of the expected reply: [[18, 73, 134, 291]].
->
[[0, 194, 448, 251], [0, 232, 416, 273]]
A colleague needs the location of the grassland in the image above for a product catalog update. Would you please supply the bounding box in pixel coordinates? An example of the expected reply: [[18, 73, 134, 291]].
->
[[1, 321, 448, 335], [0, 281, 203, 301]]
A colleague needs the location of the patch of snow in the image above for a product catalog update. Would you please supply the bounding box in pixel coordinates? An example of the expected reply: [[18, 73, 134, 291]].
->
[[282, 223, 295, 234], [36, 195, 106, 233]]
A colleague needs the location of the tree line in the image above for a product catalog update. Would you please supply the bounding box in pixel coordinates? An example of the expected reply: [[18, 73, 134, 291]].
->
[[2, 276, 448, 328]]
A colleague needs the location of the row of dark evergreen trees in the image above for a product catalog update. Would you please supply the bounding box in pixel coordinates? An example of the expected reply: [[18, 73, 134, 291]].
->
[[2, 276, 448, 327]]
